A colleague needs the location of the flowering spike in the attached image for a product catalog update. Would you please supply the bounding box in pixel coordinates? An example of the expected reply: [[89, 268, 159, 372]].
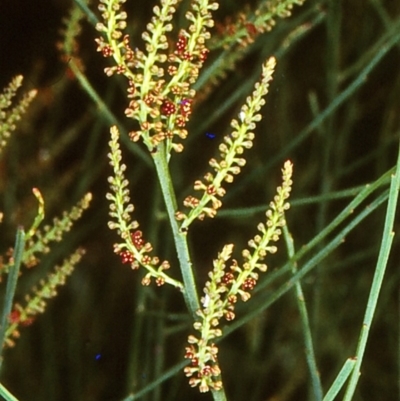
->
[[198, 0, 306, 102], [179, 57, 277, 228], [106, 126, 183, 290], [185, 161, 293, 392], [95, 0, 217, 154], [0, 75, 37, 155], [4, 248, 85, 348], [0, 193, 92, 276]]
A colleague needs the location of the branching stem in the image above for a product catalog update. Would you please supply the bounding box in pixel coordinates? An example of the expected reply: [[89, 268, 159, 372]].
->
[[152, 144, 200, 317]]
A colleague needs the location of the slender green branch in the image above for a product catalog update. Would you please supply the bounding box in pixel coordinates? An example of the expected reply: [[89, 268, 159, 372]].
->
[[68, 60, 152, 167], [0, 228, 25, 370], [283, 224, 323, 401], [254, 167, 394, 287], [152, 144, 200, 317], [72, 0, 99, 26], [144, 136, 231, 401], [232, 24, 400, 195], [153, 143, 228, 401], [223, 189, 389, 339], [0, 382, 20, 401], [211, 388, 227, 401], [323, 358, 356, 401], [343, 139, 400, 400], [123, 360, 188, 401]]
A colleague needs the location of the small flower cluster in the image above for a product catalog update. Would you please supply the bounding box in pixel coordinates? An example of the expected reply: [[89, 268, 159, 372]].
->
[[0, 75, 37, 154], [95, 0, 218, 153], [177, 57, 277, 229], [214, 13, 263, 50], [56, 0, 86, 75], [197, 0, 305, 101], [212, 0, 306, 50], [184, 160, 293, 392], [107, 126, 183, 289], [5, 248, 85, 348]]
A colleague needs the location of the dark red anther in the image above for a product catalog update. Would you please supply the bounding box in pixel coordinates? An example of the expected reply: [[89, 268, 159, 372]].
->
[[199, 49, 209, 62], [241, 277, 257, 291], [9, 310, 20, 324], [175, 34, 187, 54], [116, 64, 126, 74], [161, 99, 176, 116], [120, 250, 135, 264], [222, 272, 234, 285], [184, 346, 195, 360], [179, 98, 192, 116], [200, 365, 212, 376], [245, 23, 258, 37], [131, 231, 145, 249], [206, 185, 217, 195], [182, 52, 193, 61], [101, 45, 114, 57]]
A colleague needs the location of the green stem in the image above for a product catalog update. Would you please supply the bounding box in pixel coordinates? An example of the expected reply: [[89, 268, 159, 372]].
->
[[72, 0, 99, 26], [0, 382, 20, 401], [283, 225, 323, 401], [152, 144, 200, 317], [0, 227, 25, 370], [211, 388, 227, 401], [152, 146, 229, 401], [224, 189, 389, 339], [323, 358, 356, 401], [343, 139, 400, 400], [67, 60, 152, 167], [153, 143, 226, 401]]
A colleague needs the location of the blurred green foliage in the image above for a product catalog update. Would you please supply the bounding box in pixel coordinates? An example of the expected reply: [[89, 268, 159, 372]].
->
[[0, 0, 399, 400]]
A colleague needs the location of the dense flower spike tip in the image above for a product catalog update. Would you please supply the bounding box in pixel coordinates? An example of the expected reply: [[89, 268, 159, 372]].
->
[[106, 126, 183, 290], [185, 161, 293, 392], [199, 0, 306, 103], [240, 160, 293, 278], [96, 0, 218, 154], [213, 0, 306, 50], [179, 57, 277, 229], [184, 244, 233, 392], [0, 75, 37, 154]]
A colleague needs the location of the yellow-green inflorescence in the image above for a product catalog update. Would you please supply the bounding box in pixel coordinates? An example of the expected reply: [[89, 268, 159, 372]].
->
[[0, 75, 37, 155], [212, 0, 306, 50], [22, 193, 92, 269], [0, 193, 92, 275], [1, 192, 92, 348], [184, 160, 293, 392], [5, 248, 86, 348], [106, 126, 183, 289], [96, 0, 295, 394], [95, 0, 218, 154], [176, 57, 277, 229]]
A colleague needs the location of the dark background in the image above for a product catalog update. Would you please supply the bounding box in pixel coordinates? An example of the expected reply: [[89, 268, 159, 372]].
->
[[0, 0, 400, 400]]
